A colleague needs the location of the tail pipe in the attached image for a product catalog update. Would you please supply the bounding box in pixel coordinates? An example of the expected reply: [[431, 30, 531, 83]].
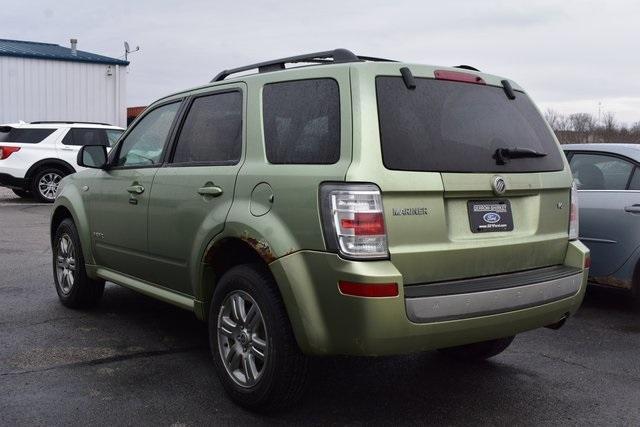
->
[[545, 312, 570, 330]]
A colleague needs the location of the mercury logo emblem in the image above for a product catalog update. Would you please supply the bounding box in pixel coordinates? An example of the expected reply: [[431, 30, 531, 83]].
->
[[492, 176, 507, 196]]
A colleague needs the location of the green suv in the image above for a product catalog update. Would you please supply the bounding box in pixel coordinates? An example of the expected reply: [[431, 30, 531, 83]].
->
[[50, 49, 590, 410]]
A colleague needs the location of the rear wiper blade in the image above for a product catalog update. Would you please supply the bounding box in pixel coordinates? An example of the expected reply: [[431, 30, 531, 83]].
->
[[493, 147, 547, 165]]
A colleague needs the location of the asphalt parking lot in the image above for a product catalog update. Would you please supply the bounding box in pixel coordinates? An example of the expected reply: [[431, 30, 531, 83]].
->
[[1, 187, 639, 425]]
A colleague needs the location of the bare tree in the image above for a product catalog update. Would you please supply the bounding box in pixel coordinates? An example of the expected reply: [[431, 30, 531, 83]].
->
[[601, 111, 617, 142], [544, 109, 567, 132], [541, 109, 639, 144]]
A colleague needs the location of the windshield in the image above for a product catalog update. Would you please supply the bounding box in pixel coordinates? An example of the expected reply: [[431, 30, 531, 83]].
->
[[376, 76, 564, 173]]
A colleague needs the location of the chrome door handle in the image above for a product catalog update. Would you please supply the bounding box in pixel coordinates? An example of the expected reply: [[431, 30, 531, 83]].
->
[[61, 147, 75, 151], [624, 204, 640, 214], [197, 185, 223, 197], [126, 185, 145, 195]]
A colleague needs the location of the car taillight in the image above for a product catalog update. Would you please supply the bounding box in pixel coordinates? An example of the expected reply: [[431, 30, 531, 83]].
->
[[569, 181, 579, 240], [320, 183, 389, 259], [0, 146, 20, 160]]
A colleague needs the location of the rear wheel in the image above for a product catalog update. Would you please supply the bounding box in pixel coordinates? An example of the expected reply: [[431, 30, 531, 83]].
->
[[437, 336, 515, 361], [53, 218, 105, 308], [11, 189, 32, 199], [209, 264, 309, 411], [632, 264, 640, 309], [31, 167, 66, 203]]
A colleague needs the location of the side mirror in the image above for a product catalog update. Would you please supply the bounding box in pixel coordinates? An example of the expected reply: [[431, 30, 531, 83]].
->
[[77, 145, 108, 169]]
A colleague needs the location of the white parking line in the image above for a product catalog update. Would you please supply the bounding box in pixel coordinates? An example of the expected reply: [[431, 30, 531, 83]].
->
[[0, 203, 51, 207]]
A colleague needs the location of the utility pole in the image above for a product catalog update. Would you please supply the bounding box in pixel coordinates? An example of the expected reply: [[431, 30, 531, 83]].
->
[[598, 101, 602, 125]]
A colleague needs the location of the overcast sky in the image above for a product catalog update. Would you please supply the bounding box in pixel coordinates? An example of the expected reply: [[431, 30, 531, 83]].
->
[[4, 0, 640, 124]]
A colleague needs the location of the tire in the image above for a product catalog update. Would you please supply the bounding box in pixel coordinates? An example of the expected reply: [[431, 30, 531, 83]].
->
[[11, 189, 32, 199], [631, 263, 640, 309], [437, 336, 515, 361], [31, 167, 67, 203], [209, 264, 309, 411], [52, 218, 105, 308]]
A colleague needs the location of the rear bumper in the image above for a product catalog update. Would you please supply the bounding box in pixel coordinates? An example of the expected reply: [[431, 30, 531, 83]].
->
[[0, 173, 27, 190], [405, 266, 582, 322], [270, 240, 589, 356]]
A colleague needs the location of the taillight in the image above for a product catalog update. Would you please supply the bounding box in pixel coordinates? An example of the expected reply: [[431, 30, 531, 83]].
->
[[320, 183, 389, 259], [0, 146, 20, 160], [569, 181, 579, 240]]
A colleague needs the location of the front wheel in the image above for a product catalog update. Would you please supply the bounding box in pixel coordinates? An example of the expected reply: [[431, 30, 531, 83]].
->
[[53, 218, 105, 308], [209, 264, 309, 411], [437, 336, 515, 361]]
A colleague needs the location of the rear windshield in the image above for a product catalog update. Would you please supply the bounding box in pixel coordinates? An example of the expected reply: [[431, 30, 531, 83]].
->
[[0, 128, 56, 144], [376, 76, 564, 173]]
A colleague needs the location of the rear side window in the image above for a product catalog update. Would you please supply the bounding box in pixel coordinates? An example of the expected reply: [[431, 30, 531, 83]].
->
[[62, 128, 108, 146], [172, 91, 243, 164], [376, 77, 564, 173], [0, 128, 55, 143], [263, 79, 340, 164], [569, 153, 633, 190]]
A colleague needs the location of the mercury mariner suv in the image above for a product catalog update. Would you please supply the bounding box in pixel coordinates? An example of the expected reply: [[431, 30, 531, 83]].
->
[[50, 49, 590, 410], [0, 121, 123, 202]]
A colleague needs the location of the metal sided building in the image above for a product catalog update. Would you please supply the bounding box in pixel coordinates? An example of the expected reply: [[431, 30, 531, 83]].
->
[[0, 39, 129, 127]]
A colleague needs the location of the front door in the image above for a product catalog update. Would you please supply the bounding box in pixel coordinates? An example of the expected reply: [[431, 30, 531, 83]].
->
[[88, 101, 182, 280], [146, 86, 245, 294], [568, 152, 640, 277]]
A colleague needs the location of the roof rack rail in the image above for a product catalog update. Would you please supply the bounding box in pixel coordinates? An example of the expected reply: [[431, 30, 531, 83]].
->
[[29, 121, 113, 126], [211, 48, 396, 82]]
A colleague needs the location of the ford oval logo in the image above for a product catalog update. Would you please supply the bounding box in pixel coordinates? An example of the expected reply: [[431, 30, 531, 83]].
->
[[483, 212, 501, 223]]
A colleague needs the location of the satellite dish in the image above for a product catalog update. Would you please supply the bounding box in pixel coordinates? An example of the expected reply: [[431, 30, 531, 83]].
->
[[124, 41, 130, 52]]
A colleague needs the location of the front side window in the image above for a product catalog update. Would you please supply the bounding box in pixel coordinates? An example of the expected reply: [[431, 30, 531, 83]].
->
[[263, 79, 340, 164], [569, 153, 633, 190], [62, 128, 108, 146], [172, 91, 243, 164], [628, 168, 640, 190], [114, 102, 181, 167]]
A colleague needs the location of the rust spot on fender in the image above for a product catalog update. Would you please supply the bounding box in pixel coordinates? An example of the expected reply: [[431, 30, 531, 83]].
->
[[591, 276, 633, 290], [241, 236, 277, 264]]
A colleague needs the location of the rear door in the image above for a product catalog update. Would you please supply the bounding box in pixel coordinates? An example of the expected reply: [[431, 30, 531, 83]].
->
[[566, 151, 640, 278], [146, 85, 245, 294], [358, 68, 572, 285]]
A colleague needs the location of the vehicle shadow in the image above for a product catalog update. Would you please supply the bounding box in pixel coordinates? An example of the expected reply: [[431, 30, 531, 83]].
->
[[91, 285, 569, 424], [0, 192, 40, 204]]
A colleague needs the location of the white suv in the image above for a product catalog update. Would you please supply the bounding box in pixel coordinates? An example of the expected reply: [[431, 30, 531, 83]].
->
[[0, 121, 124, 202]]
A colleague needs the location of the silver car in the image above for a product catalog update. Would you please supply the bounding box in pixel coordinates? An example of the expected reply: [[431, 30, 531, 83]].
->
[[563, 143, 640, 301]]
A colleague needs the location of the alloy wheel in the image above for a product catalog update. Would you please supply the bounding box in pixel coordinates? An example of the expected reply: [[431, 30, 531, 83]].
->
[[217, 290, 268, 388], [55, 234, 76, 295], [38, 172, 62, 201]]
